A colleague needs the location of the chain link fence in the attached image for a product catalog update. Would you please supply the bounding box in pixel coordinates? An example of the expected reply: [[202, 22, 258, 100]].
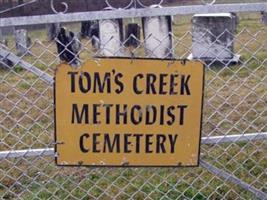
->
[[0, 7, 266, 200]]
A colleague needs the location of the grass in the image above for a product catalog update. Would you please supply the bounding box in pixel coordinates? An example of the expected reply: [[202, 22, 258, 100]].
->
[[0, 12, 266, 200]]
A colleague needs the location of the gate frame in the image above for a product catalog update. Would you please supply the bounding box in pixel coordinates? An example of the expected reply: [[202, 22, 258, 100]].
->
[[0, 2, 267, 199]]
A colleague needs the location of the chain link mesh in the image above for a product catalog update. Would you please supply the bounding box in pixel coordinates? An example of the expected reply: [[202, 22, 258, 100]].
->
[[0, 12, 266, 200]]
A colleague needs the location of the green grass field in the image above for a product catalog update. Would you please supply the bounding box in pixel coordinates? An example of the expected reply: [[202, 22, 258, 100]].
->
[[0, 12, 266, 199]]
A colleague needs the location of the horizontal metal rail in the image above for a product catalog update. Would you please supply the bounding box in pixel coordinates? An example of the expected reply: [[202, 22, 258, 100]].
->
[[0, 47, 53, 84], [0, 148, 54, 159], [200, 160, 267, 200], [201, 132, 267, 144], [0, 132, 266, 159], [0, 3, 266, 27]]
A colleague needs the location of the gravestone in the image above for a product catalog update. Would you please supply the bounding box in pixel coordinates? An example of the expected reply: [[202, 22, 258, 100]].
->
[[47, 23, 61, 41], [99, 19, 124, 56], [125, 23, 141, 48], [190, 13, 239, 63], [81, 21, 92, 38], [142, 7, 173, 58], [14, 29, 31, 56]]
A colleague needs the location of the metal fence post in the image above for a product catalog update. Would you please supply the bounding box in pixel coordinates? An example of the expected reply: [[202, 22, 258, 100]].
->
[[14, 29, 31, 56]]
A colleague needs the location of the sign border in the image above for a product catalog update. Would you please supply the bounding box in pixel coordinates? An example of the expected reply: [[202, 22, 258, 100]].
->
[[54, 57, 205, 168]]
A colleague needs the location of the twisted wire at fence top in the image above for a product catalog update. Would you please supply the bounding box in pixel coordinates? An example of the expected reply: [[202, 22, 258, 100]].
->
[[50, 0, 68, 14], [49, 0, 218, 14]]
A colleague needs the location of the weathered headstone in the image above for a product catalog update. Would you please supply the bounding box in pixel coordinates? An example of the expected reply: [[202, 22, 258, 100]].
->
[[14, 29, 31, 56], [142, 8, 173, 58], [190, 13, 239, 63], [81, 21, 92, 38], [99, 19, 124, 56], [125, 23, 141, 48], [47, 23, 61, 41]]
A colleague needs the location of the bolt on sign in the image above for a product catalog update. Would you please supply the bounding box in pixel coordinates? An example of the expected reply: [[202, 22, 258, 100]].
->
[[54, 58, 204, 167]]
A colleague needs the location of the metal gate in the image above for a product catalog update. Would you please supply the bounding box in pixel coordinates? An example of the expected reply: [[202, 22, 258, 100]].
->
[[0, 0, 266, 199]]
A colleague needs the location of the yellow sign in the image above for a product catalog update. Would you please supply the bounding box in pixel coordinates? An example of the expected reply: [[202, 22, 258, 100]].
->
[[55, 58, 204, 167]]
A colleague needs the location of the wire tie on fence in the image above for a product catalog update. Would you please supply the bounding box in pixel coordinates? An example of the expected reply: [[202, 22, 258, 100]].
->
[[181, 59, 187, 66], [100, 161, 106, 165], [54, 141, 65, 145], [78, 161, 84, 166], [121, 161, 130, 166], [130, 52, 135, 64], [167, 59, 175, 68]]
